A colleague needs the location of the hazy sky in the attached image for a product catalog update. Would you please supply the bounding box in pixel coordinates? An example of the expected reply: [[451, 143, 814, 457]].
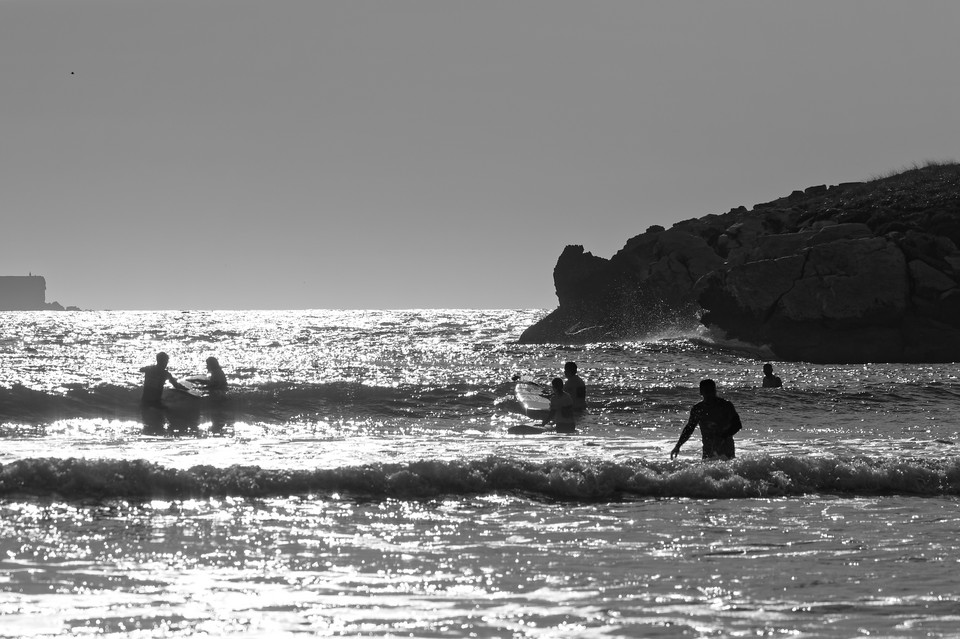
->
[[2, 1, 958, 310]]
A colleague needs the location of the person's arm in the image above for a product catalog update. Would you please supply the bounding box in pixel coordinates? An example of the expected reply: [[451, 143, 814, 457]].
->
[[725, 404, 743, 436], [670, 410, 698, 459], [166, 371, 188, 391]]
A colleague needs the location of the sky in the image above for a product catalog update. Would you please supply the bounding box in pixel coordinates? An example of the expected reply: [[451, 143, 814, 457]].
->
[[1, 1, 959, 310]]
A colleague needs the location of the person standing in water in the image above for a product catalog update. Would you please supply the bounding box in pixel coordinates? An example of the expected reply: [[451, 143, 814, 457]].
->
[[762, 363, 783, 388], [193, 356, 227, 394], [541, 377, 576, 433], [139, 352, 187, 407], [563, 361, 587, 412], [192, 356, 231, 434], [670, 379, 742, 460], [139, 352, 188, 433]]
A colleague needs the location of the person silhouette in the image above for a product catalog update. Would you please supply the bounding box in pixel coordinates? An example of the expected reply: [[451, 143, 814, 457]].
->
[[541, 377, 576, 433], [139, 352, 187, 407], [563, 361, 587, 412], [762, 363, 783, 388], [192, 356, 231, 434], [138, 352, 188, 433], [193, 356, 227, 394], [670, 379, 742, 460]]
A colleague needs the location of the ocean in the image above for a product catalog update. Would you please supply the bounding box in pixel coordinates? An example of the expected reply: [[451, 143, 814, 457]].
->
[[2, 309, 960, 638]]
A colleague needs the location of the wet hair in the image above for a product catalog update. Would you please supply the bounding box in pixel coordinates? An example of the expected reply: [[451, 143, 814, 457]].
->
[[699, 379, 717, 396], [564, 361, 577, 375], [156, 352, 169, 364], [206, 356, 219, 366], [551, 377, 564, 392], [763, 363, 773, 374]]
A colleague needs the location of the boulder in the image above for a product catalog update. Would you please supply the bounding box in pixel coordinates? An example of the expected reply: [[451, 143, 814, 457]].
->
[[519, 163, 960, 362]]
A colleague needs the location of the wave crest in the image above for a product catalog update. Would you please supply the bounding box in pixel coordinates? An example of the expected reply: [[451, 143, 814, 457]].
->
[[2, 455, 959, 502]]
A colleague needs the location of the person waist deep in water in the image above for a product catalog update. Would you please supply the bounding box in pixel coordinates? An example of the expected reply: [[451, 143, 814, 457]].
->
[[542, 377, 576, 433], [670, 379, 742, 460], [563, 361, 587, 412], [193, 356, 228, 394], [139, 351, 187, 407], [762, 363, 783, 388]]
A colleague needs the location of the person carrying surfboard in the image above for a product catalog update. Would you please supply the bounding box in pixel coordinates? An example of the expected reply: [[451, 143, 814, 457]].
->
[[541, 378, 576, 433], [670, 379, 742, 460]]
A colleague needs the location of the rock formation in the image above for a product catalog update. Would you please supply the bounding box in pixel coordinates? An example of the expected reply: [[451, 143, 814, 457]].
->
[[0, 275, 74, 311], [519, 163, 960, 363]]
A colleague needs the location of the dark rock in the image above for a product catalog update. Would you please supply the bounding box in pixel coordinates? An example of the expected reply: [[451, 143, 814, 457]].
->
[[520, 162, 960, 362], [0, 275, 77, 311]]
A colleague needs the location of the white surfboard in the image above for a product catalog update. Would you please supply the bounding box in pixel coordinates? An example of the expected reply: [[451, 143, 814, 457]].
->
[[515, 381, 551, 419]]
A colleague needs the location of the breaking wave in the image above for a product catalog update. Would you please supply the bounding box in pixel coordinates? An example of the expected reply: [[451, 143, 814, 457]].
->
[[3, 454, 959, 502], [0, 382, 494, 427]]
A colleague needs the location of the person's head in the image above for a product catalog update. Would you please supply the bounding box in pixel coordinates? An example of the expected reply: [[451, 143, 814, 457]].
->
[[699, 379, 717, 397], [156, 352, 169, 367], [206, 356, 220, 371], [564, 361, 577, 377], [763, 363, 773, 375], [551, 377, 564, 393]]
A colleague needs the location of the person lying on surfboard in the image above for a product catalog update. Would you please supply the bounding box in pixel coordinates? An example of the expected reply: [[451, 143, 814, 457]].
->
[[541, 378, 576, 433]]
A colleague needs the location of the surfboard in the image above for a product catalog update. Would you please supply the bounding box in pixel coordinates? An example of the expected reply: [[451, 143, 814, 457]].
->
[[177, 378, 204, 398], [515, 381, 551, 419]]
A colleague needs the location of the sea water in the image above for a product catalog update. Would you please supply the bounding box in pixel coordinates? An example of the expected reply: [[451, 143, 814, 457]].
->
[[1, 309, 960, 638]]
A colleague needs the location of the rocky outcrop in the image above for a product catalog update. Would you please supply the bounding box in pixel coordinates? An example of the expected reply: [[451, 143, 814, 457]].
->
[[519, 163, 960, 363], [0, 275, 74, 311], [0, 275, 47, 311]]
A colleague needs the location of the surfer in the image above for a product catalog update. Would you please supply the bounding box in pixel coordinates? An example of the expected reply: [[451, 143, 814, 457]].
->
[[192, 356, 228, 394], [139, 352, 188, 407], [762, 363, 783, 388], [541, 378, 576, 433], [138, 352, 189, 434], [563, 361, 587, 412], [670, 379, 742, 460], [191, 356, 232, 434]]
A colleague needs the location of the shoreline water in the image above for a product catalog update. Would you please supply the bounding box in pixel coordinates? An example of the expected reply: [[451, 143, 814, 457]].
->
[[2, 309, 960, 637]]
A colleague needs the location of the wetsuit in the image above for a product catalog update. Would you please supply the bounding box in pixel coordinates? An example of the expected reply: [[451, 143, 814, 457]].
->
[[762, 374, 783, 388], [676, 396, 742, 459], [140, 365, 177, 407]]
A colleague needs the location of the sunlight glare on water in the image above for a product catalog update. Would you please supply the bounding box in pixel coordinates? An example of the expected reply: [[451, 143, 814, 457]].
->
[[5, 310, 960, 637]]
